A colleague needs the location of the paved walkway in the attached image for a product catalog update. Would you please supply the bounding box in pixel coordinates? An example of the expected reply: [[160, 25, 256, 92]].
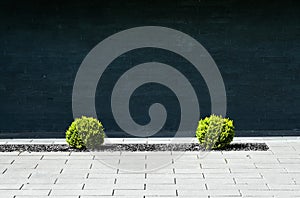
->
[[0, 137, 300, 198]]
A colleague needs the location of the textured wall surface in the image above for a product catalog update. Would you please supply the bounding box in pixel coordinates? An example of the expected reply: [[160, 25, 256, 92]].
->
[[0, 0, 299, 138]]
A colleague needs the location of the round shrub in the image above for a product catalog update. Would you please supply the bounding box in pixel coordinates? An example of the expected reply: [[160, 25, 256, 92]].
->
[[66, 116, 105, 149], [196, 115, 234, 149]]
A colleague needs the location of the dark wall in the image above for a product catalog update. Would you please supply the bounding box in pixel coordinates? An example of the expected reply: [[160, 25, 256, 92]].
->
[[0, 0, 299, 138]]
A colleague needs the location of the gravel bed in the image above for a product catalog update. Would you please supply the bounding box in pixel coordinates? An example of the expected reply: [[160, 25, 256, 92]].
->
[[0, 143, 269, 152]]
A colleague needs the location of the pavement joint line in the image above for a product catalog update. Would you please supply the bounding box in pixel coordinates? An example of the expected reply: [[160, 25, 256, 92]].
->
[[48, 189, 52, 196], [19, 184, 24, 190], [238, 189, 242, 196], [205, 183, 208, 190], [233, 178, 237, 184], [2, 168, 7, 174]]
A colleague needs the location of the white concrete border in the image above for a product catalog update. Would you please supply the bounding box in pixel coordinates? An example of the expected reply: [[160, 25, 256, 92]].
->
[[0, 137, 300, 145]]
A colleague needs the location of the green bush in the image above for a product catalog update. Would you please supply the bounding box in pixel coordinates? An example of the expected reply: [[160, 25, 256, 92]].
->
[[196, 115, 234, 149], [66, 116, 105, 149]]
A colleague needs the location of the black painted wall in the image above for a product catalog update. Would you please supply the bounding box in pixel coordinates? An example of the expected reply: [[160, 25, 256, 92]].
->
[[0, 0, 299, 138]]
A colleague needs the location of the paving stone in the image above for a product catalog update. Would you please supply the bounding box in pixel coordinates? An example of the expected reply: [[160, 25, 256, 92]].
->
[[271, 147, 296, 154], [21, 152, 70, 156], [1, 172, 31, 179], [198, 152, 223, 158], [254, 163, 286, 169], [227, 158, 280, 164], [0, 152, 20, 156], [173, 163, 201, 169], [175, 178, 206, 185], [15, 196, 78, 198], [234, 178, 268, 185], [43, 155, 92, 160], [83, 196, 139, 198], [31, 168, 63, 174], [0, 178, 28, 184], [146, 174, 174, 179], [27, 177, 57, 184], [240, 189, 300, 197], [278, 159, 300, 164], [0, 158, 14, 164], [207, 183, 269, 190], [146, 163, 174, 170], [116, 177, 145, 184], [55, 178, 86, 184], [63, 168, 117, 174], [261, 173, 296, 184], [113, 189, 145, 196], [93, 159, 120, 165], [146, 177, 175, 184], [175, 173, 204, 179], [120, 154, 146, 159], [119, 164, 146, 170], [230, 168, 287, 173], [135, 168, 173, 174], [145, 184, 177, 190], [178, 189, 241, 197], [113, 189, 177, 196], [91, 163, 118, 170], [14, 155, 43, 160], [22, 183, 84, 190], [71, 152, 118, 156], [57, 173, 89, 179], [0, 184, 23, 190], [6, 189, 51, 196], [201, 163, 256, 169], [174, 169, 203, 174], [114, 183, 145, 190], [64, 163, 92, 169], [145, 189, 177, 196], [202, 168, 231, 173], [267, 184, 300, 190], [0, 190, 15, 198], [205, 172, 262, 179], [50, 189, 112, 196], [83, 183, 115, 190], [10, 163, 38, 169], [87, 173, 118, 179], [283, 164, 300, 172], [177, 184, 207, 190], [199, 159, 227, 164]]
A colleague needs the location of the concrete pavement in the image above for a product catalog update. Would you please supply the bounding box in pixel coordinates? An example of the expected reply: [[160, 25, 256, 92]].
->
[[0, 137, 300, 197]]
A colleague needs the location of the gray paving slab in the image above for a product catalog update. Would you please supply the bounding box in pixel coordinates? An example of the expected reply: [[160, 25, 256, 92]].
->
[[0, 137, 300, 197]]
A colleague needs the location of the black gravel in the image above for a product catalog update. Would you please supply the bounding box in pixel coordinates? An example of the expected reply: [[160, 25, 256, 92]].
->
[[0, 143, 269, 152]]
